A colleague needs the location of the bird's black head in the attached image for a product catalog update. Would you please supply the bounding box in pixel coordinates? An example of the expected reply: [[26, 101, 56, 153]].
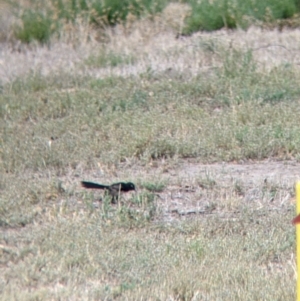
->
[[126, 182, 135, 191]]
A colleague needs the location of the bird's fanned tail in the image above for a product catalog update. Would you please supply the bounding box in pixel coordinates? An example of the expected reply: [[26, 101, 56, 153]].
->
[[81, 181, 108, 190]]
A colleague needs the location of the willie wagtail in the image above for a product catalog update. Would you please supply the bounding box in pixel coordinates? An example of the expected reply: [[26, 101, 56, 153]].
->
[[81, 181, 135, 203]]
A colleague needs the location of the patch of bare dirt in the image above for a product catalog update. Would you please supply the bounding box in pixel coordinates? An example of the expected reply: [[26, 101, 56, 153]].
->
[[60, 160, 299, 222], [146, 160, 299, 221]]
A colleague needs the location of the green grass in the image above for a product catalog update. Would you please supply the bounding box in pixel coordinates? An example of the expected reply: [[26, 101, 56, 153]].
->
[[9, 0, 169, 44], [141, 181, 166, 192], [2, 49, 300, 174], [14, 9, 56, 44], [4, 0, 300, 43], [183, 0, 298, 34]]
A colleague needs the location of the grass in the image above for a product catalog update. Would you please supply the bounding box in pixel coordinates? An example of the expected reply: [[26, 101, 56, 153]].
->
[[85, 50, 136, 68], [1, 4, 300, 299], [2, 51, 300, 174], [183, 0, 298, 34], [141, 181, 166, 192], [9, 0, 169, 44], [14, 9, 56, 44], [0, 207, 295, 300], [3, 0, 300, 43]]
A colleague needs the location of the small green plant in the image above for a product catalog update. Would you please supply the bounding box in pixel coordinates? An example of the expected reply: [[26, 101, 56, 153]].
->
[[14, 10, 56, 44], [234, 180, 245, 196], [186, 239, 204, 259], [141, 181, 166, 192], [221, 49, 256, 80], [116, 192, 158, 226], [197, 172, 216, 190]]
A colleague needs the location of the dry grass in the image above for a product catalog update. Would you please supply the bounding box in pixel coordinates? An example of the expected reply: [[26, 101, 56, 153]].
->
[[1, 209, 296, 300], [1, 3, 300, 300]]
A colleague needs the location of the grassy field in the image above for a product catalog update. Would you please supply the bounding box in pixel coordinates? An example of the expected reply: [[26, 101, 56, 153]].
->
[[1, 1, 300, 300]]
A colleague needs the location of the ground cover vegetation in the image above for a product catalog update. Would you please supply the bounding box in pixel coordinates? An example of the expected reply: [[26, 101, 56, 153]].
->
[[1, 0, 300, 300], [2, 0, 300, 44]]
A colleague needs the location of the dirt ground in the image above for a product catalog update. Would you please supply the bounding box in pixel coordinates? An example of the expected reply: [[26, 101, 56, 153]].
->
[[152, 160, 297, 209], [71, 159, 299, 222]]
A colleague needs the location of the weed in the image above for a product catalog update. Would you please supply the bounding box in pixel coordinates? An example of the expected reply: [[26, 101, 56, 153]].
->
[[141, 181, 166, 192], [197, 172, 217, 190]]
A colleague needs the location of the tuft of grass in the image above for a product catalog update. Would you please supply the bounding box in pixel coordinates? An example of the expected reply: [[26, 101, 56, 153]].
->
[[14, 9, 56, 44], [197, 172, 217, 190], [81, 189, 158, 228], [85, 51, 136, 68], [141, 181, 166, 192]]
